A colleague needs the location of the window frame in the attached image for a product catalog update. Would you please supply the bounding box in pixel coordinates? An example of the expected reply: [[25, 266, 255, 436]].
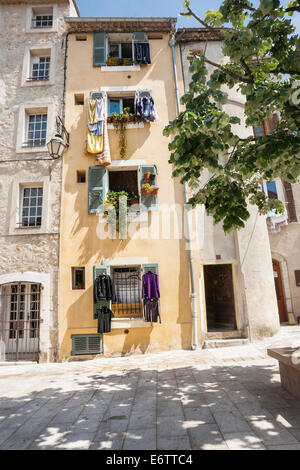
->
[[72, 267, 86, 290], [20, 185, 44, 228], [26, 5, 57, 33], [111, 265, 143, 318], [16, 102, 54, 154], [8, 178, 50, 236], [29, 55, 51, 82], [22, 46, 54, 88], [25, 113, 48, 148]]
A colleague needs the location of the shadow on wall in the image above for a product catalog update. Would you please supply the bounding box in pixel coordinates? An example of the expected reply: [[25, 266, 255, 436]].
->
[[0, 361, 297, 450]]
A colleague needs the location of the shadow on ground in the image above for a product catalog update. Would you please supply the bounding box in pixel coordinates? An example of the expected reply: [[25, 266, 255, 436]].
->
[[1, 361, 300, 450]]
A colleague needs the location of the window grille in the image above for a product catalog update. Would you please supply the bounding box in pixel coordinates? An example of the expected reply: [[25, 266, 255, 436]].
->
[[0, 283, 41, 361], [31, 15, 53, 28], [21, 187, 43, 227], [112, 267, 142, 318], [29, 57, 50, 81], [26, 114, 47, 147]]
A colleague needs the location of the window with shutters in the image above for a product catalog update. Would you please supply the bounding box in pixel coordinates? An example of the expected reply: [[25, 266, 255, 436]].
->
[[112, 266, 143, 318], [253, 113, 279, 137], [93, 32, 150, 67], [88, 164, 158, 215], [93, 263, 158, 321], [108, 97, 135, 116], [256, 113, 297, 223]]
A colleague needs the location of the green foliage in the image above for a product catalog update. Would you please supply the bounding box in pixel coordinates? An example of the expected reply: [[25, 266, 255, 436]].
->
[[110, 107, 133, 159], [164, 0, 300, 232]]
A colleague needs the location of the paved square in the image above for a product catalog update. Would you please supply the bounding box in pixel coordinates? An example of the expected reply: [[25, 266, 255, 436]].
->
[[1, 326, 300, 450]]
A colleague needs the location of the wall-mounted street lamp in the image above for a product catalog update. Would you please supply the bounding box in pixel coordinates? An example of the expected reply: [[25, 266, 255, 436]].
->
[[47, 116, 70, 159]]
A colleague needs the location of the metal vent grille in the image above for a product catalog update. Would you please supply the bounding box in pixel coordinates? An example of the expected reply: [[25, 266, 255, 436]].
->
[[71, 334, 102, 356]]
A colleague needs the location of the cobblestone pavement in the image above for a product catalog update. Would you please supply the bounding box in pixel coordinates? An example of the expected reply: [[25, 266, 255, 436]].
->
[[1, 325, 300, 450]]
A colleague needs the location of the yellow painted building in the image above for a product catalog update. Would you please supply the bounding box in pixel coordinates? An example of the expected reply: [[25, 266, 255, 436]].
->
[[58, 17, 195, 359]]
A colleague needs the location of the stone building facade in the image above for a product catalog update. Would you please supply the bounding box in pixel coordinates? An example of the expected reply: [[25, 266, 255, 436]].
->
[[0, 0, 79, 362], [177, 29, 280, 343]]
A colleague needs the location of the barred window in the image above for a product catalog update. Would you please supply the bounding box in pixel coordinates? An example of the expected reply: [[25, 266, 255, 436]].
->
[[21, 187, 43, 227], [27, 114, 47, 147], [30, 57, 50, 81], [112, 267, 142, 318], [32, 14, 53, 28]]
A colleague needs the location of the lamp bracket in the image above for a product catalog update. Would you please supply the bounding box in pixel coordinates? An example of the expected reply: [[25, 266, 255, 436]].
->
[[56, 115, 70, 147]]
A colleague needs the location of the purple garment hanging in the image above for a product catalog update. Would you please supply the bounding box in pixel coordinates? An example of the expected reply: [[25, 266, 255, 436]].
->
[[142, 272, 160, 299]]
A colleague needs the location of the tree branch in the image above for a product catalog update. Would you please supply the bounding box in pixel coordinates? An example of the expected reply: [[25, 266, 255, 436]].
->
[[181, 6, 224, 40], [285, 6, 300, 13], [203, 57, 253, 83]]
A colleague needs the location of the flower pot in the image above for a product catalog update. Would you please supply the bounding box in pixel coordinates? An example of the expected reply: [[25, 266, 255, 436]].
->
[[130, 199, 139, 205], [141, 188, 150, 195]]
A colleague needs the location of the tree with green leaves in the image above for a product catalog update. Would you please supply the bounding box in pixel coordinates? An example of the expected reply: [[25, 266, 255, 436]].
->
[[164, 0, 300, 232]]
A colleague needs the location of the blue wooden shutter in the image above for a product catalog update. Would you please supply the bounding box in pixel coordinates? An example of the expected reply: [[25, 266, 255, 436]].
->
[[139, 164, 158, 211], [88, 166, 106, 214], [93, 265, 110, 319], [93, 32, 106, 66]]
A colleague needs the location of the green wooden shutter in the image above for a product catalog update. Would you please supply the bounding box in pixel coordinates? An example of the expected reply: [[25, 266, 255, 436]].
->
[[88, 166, 106, 214], [90, 90, 107, 101], [93, 32, 107, 66], [142, 263, 159, 275], [93, 265, 110, 319], [139, 164, 158, 211], [133, 32, 147, 41], [71, 334, 102, 355]]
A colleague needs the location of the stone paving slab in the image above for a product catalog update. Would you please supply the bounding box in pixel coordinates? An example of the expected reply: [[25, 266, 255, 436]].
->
[[1, 325, 300, 450]]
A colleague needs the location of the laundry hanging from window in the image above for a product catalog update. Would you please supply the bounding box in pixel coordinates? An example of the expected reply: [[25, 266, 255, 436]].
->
[[87, 97, 104, 154], [134, 92, 158, 122], [94, 273, 117, 302], [142, 271, 161, 323], [96, 305, 114, 333], [134, 42, 151, 64]]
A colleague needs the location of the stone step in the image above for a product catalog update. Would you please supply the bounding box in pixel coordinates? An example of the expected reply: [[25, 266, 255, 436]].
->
[[206, 330, 245, 340], [203, 338, 249, 349]]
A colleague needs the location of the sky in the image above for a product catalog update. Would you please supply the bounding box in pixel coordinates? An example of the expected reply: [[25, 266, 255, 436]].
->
[[75, 0, 300, 31]]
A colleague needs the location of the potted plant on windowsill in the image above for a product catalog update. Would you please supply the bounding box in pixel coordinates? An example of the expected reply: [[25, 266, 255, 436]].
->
[[110, 107, 133, 159], [123, 58, 133, 66], [129, 193, 139, 205], [141, 183, 152, 195], [106, 56, 120, 66], [151, 186, 159, 196], [143, 172, 153, 181]]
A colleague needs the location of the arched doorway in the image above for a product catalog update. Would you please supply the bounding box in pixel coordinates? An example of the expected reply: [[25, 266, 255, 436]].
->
[[272, 259, 287, 322], [0, 282, 41, 361]]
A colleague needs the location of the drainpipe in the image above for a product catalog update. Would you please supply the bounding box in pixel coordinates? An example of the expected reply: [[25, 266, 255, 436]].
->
[[169, 27, 199, 350]]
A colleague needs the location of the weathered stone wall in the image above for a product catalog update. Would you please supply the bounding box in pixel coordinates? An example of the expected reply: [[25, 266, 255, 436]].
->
[[0, 1, 75, 361]]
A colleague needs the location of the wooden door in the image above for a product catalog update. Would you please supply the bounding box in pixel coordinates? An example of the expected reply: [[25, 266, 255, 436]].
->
[[272, 259, 287, 322]]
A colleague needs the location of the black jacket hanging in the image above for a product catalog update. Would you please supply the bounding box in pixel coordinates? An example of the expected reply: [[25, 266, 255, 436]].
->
[[94, 274, 116, 302], [96, 306, 114, 333]]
